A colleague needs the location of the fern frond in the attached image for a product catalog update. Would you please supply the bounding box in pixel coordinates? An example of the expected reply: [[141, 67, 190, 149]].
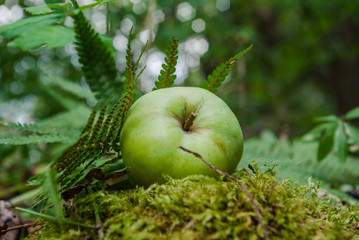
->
[[97, 100, 118, 146], [60, 156, 115, 190], [201, 44, 253, 93], [6, 122, 74, 137], [54, 102, 99, 173], [0, 134, 70, 145], [52, 28, 148, 189], [0, 106, 90, 145], [55, 97, 113, 181], [153, 36, 178, 90], [110, 39, 147, 151], [87, 97, 111, 145], [54, 101, 102, 176], [80, 101, 100, 136], [124, 27, 135, 91], [71, 2, 119, 99], [102, 97, 123, 149], [240, 132, 359, 202]]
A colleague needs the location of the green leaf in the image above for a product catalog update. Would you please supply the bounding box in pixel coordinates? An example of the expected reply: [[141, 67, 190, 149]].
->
[[344, 106, 359, 120], [7, 25, 75, 50], [335, 122, 348, 162], [344, 123, 359, 147], [317, 123, 337, 161], [25, 5, 53, 15], [0, 14, 62, 39], [302, 122, 334, 141], [314, 115, 338, 123]]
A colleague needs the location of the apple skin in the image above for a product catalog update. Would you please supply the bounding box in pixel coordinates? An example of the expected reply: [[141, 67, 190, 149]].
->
[[120, 87, 243, 187]]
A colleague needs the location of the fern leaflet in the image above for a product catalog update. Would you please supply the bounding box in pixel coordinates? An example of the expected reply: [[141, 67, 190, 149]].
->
[[71, 0, 119, 99], [201, 44, 253, 93], [153, 37, 178, 90]]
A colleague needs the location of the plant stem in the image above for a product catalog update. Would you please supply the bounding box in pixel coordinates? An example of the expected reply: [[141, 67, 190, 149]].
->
[[0, 222, 44, 235], [182, 112, 197, 132]]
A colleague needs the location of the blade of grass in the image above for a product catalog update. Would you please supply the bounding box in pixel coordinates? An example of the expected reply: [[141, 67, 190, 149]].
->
[[15, 207, 94, 228]]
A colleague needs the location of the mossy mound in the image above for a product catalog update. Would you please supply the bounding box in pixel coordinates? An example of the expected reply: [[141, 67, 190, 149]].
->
[[29, 169, 359, 239]]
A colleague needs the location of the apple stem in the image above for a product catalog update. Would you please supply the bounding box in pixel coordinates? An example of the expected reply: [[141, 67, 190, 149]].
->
[[182, 112, 197, 132]]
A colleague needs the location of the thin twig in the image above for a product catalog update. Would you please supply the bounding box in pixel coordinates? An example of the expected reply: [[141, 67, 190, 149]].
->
[[104, 149, 116, 155], [179, 146, 269, 240], [0, 222, 44, 235]]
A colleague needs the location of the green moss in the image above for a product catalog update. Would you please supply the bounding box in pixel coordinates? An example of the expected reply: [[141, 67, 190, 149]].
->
[[29, 168, 359, 239]]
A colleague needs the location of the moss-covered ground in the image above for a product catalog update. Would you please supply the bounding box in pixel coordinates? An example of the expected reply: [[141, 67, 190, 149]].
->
[[28, 166, 359, 240]]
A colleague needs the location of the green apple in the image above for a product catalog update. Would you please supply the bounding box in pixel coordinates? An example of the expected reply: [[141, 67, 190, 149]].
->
[[120, 87, 243, 186]]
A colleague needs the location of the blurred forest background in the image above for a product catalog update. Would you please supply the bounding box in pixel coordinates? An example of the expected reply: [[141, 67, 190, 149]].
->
[[0, 0, 358, 201], [1, 0, 358, 137]]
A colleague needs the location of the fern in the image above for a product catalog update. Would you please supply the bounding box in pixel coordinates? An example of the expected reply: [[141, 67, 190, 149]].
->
[[54, 99, 110, 180], [201, 44, 253, 93], [240, 131, 359, 203], [0, 105, 91, 145], [153, 37, 178, 90], [71, 0, 119, 99], [53, 31, 147, 189], [121, 27, 138, 116], [110, 32, 147, 151], [0, 71, 97, 147]]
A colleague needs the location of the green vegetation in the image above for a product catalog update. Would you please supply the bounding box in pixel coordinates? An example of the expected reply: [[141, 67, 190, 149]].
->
[[0, 0, 358, 238], [27, 169, 359, 239], [303, 106, 359, 162]]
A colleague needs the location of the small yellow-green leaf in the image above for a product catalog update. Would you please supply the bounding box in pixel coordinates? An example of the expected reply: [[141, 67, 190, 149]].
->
[[25, 5, 53, 15]]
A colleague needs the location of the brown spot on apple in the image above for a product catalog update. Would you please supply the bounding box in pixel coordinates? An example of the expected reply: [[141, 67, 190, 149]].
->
[[214, 140, 226, 155]]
